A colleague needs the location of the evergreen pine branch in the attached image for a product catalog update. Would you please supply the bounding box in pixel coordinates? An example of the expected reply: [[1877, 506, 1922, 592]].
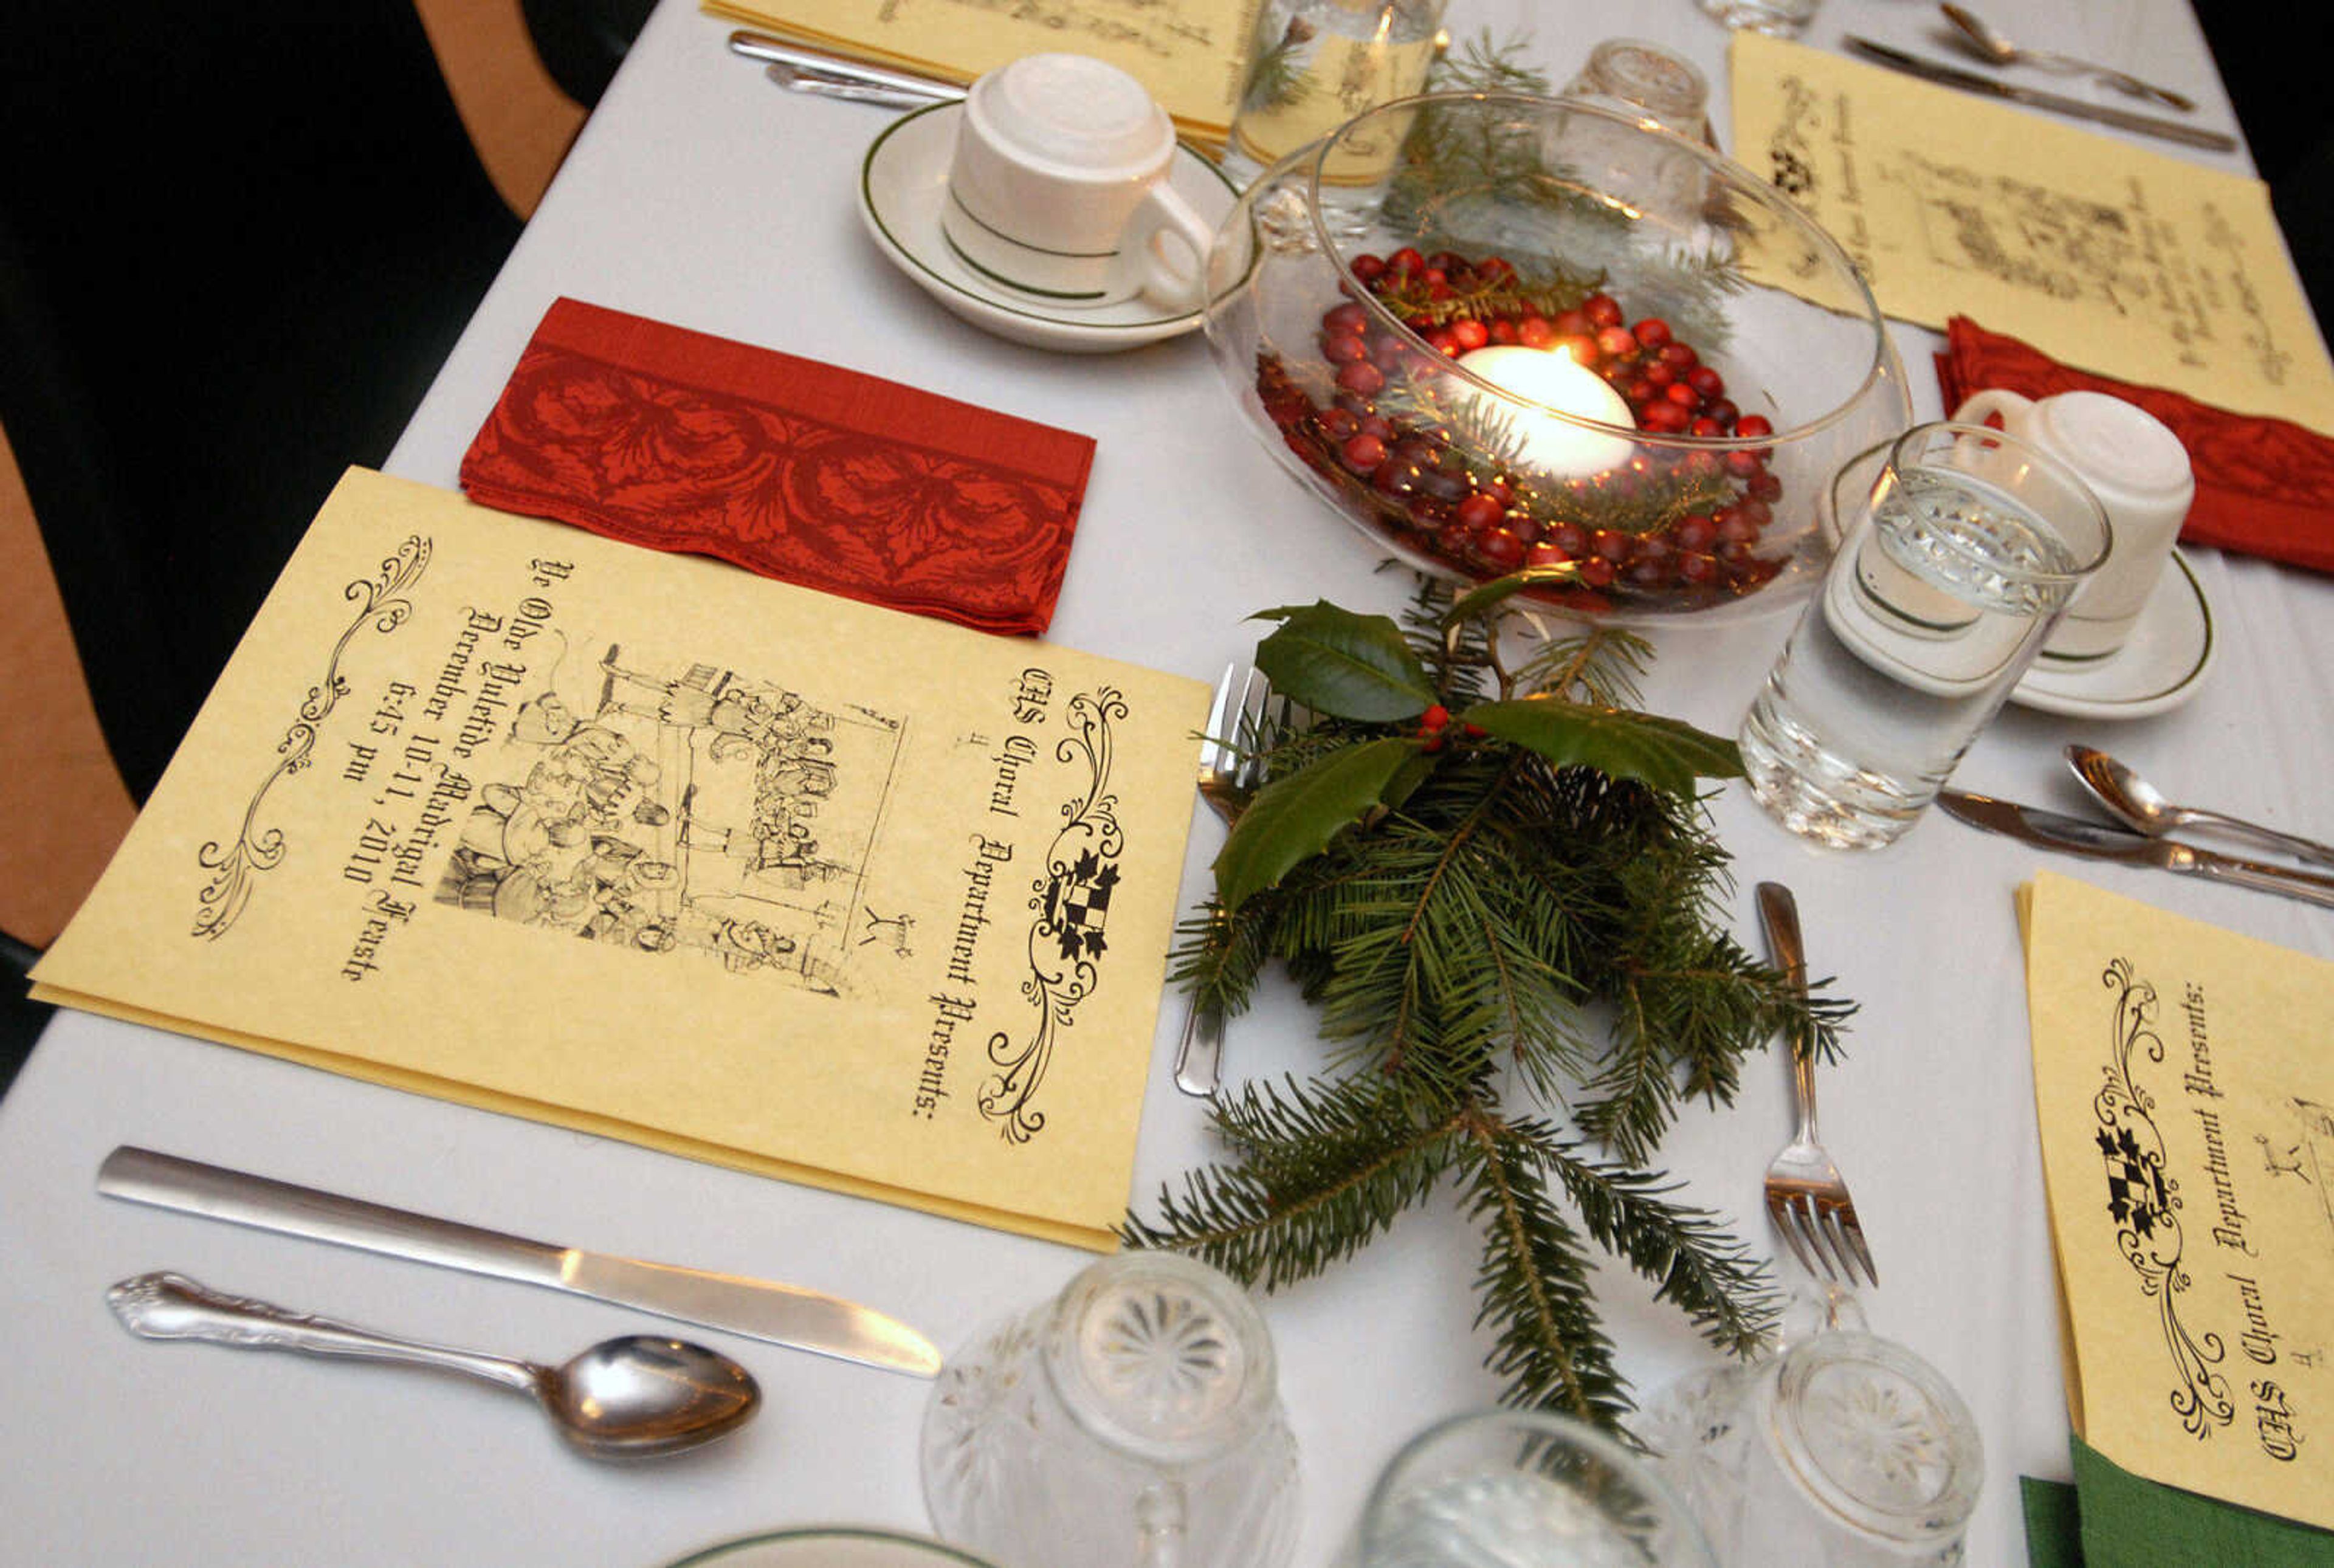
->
[[1123, 1075, 1461, 1291], [1532, 1130, 1780, 1358], [1454, 1109, 1633, 1425]]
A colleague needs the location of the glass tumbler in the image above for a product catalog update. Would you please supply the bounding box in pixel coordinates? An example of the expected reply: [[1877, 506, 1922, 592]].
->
[[1341, 1408, 1715, 1567], [1218, 0, 1450, 190], [920, 1251, 1300, 1568], [1560, 38, 1713, 144], [1738, 421, 2110, 849], [1638, 1293, 1983, 1565]]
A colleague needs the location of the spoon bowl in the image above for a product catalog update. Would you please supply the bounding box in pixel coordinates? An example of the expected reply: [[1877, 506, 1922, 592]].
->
[[544, 1333, 763, 1457], [1939, 5, 2197, 111], [108, 1271, 762, 1459], [2065, 744, 2334, 868]]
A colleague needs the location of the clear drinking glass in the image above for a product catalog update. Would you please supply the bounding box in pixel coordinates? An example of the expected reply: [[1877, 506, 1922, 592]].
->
[[1738, 421, 2110, 849], [1696, 0, 1822, 41], [1341, 1408, 1716, 1567], [1218, 0, 1450, 190], [920, 1251, 1300, 1568], [1560, 38, 1713, 144], [1638, 1291, 1983, 1566]]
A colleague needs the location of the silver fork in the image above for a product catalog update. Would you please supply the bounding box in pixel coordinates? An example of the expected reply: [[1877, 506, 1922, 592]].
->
[[1172, 665, 1272, 1096], [1756, 883, 1879, 1289]]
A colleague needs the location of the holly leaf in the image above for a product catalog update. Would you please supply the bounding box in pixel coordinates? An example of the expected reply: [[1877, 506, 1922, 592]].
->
[[1459, 697, 1743, 796], [1253, 602, 1436, 721], [1216, 738, 1420, 910], [1442, 565, 1581, 628]]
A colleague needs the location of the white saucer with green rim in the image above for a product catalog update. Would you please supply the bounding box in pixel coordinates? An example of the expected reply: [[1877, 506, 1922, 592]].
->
[[856, 100, 1238, 354], [1816, 436, 2217, 720], [659, 1526, 1001, 1567]]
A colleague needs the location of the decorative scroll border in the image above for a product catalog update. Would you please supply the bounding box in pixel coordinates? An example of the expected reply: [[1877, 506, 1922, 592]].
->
[[191, 537, 432, 940], [2093, 955, 2236, 1439], [979, 687, 1127, 1145]]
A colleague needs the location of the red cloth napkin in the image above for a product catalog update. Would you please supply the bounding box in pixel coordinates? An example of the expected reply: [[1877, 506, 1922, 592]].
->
[[460, 298, 1095, 634], [1936, 315, 2334, 574]]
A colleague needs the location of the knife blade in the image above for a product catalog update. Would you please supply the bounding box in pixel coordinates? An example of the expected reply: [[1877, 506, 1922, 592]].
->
[[96, 1147, 943, 1378], [1843, 38, 2238, 153], [1937, 789, 2334, 908], [728, 30, 963, 104]]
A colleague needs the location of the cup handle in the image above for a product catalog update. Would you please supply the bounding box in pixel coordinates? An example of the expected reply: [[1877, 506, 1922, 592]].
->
[[1128, 180, 1216, 312], [1949, 387, 2034, 430]]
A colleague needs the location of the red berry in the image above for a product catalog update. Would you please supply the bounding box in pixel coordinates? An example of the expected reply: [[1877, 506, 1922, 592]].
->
[[1749, 471, 1783, 502], [1454, 491, 1506, 531], [1339, 434, 1387, 472], [1596, 325, 1639, 360], [1583, 294, 1623, 328], [1643, 362, 1676, 389], [1421, 703, 1450, 731], [1547, 522, 1589, 556], [1673, 513, 1717, 551], [1388, 247, 1425, 275], [1487, 317, 1519, 345], [1425, 328, 1461, 356], [1724, 449, 1764, 477], [1349, 253, 1386, 284], [1640, 399, 1692, 433], [1518, 314, 1555, 348], [1659, 342, 1699, 370], [1526, 540, 1574, 568], [1689, 416, 1726, 438], [1664, 382, 1699, 408], [1324, 301, 1369, 334], [1552, 308, 1592, 335], [1554, 334, 1600, 368], [1323, 333, 1368, 364], [1632, 317, 1673, 349], [1450, 318, 1490, 351], [1317, 407, 1358, 440], [1577, 555, 1617, 588], [1704, 397, 1740, 427], [1592, 529, 1632, 562], [1677, 552, 1718, 585], [1477, 528, 1526, 570], [1734, 414, 1774, 441], [1715, 506, 1760, 544], [1688, 365, 1726, 399], [1337, 361, 1386, 395]]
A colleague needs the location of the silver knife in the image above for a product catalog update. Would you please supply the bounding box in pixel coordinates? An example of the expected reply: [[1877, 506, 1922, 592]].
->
[[1843, 38, 2238, 153], [728, 30, 963, 104], [1937, 789, 2334, 908], [96, 1147, 943, 1378], [765, 63, 950, 111]]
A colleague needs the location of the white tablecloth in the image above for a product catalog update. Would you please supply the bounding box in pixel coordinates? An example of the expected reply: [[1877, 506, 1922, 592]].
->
[[4, 2, 2323, 1563]]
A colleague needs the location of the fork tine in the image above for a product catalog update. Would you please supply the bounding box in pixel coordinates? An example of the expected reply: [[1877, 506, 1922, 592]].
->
[[1832, 1207, 1881, 1288], [1811, 1202, 1860, 1284], [1199, 662, 1238, 770], [1768, 1194, 1826, 1281]]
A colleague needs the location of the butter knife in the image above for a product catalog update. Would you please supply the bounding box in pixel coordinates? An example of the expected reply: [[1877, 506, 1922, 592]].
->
[[1843, 38, 2238, 153], [728, 30, 962, 104], [97, 1147, 943, 1378], [1937, 789, 2334, 908]]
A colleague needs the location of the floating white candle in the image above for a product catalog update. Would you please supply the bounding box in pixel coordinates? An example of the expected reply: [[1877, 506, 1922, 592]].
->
[[1456, 345, 1635, 480]]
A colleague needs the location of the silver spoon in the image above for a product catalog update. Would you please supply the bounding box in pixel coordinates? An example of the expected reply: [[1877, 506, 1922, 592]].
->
[[2065, 745, 2334, 869], [108, 1271, 761, 1459], [1939, 5, 2198, 112]]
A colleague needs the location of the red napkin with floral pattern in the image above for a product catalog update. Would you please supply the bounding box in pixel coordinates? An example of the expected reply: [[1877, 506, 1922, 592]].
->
[[461, 298, 1095, 633], [1936, 315, 2334, 574]]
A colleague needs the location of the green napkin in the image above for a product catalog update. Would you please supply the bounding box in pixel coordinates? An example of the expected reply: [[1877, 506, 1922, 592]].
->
[[2023, 1438, 2334, 1566]]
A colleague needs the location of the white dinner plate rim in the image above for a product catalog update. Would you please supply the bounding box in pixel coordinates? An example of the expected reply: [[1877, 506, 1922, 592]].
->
[[856, 100, 1238, 352], [659, 1525, 999, 1567]]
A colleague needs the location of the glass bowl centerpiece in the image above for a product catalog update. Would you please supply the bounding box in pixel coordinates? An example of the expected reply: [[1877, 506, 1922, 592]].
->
[[1203, 92, 1909, 621]]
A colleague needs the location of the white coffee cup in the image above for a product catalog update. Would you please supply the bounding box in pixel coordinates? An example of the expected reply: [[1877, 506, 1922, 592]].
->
[[942, 53, 1214, 311], [1951, 388, 2194, 664]]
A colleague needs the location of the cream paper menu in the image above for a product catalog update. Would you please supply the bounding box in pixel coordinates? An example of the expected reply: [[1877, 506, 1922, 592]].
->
[[1730, 33, 2334, 437], [2024, 872, 2333, 1527], [32, 468, 1211, 1251]]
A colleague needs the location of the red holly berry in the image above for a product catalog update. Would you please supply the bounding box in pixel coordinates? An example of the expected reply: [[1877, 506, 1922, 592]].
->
[[1421, 703, 1451, 731]]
